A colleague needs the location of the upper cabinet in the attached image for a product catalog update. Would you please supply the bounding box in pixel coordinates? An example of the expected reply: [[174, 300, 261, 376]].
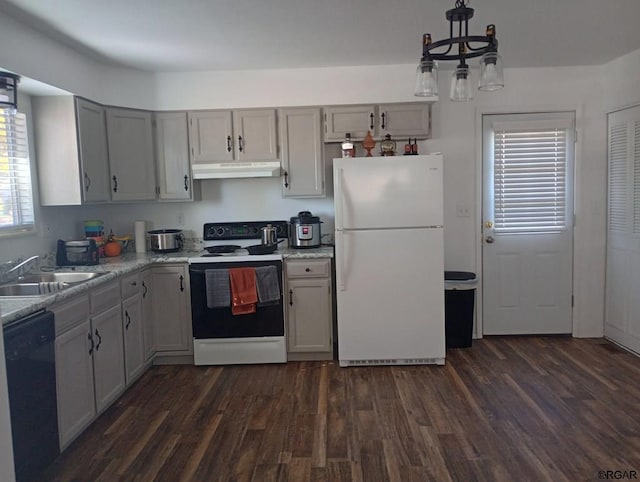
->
[[279, 107, 324, 198], [106, 107, 157, 201], [154, 112, 193, 201], [188, 108, 277, 164], [33, 96, 111, 205], [324, 102, 431, 141]]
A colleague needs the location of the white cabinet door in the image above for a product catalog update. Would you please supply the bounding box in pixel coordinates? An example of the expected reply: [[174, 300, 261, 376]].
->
[[92, 304, 126, 413], [188, 110, 234, 163], [287, 278, 332, 352], [153, 265, 192, 354], [280, 108, 325, 198], [378, 103, 431, 139], [324, 105, 376, 141], [233, 109, 278, 161], [141, 269, 156, 360], [155, 112, 193, 200], [76, 97, 111, 202], [55, 320, 96, 450], [122, 294, 145, 384], [106, 107, 157, 201]]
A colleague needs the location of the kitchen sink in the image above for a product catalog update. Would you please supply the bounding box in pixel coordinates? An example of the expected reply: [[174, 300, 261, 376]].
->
[[0, 271, 108, 296], [18, 272, 107, 284], [0, 283, 53, 296]]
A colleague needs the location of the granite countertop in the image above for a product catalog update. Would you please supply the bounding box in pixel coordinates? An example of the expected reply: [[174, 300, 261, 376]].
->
[[0, 245, 333, 326]]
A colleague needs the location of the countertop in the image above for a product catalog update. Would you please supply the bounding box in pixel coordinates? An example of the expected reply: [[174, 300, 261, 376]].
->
[[1, 245, 334, 326]]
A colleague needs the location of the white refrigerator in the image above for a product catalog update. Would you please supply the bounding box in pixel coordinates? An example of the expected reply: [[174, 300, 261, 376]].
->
[[333, 154, 445, 366]]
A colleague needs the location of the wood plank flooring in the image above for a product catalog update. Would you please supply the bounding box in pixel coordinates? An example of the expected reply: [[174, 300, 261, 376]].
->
[[42, 337, 640, 482]]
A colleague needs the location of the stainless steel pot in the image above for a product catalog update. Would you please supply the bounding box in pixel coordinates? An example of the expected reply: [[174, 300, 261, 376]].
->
[[261, 225, 277, 245], [147, 229, 184, 253]]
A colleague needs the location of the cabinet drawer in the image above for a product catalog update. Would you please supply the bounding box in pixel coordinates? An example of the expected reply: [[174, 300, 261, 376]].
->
[[286, 259, 330, 278], [121, 271, 141, 299], [52, 293, 91, 336], [90, 280, 120, 314]]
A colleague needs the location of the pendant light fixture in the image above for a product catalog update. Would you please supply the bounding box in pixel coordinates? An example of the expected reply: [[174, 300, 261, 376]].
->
[[414, 0, 504, 101], [0, 72, 19, 111]]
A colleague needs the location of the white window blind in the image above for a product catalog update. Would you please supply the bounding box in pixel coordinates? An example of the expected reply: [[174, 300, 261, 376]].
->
[[0, 108, 34, 233], [608, 121, 628, 233], [493, 123, 569, 233], [634, 120, 640, 235]]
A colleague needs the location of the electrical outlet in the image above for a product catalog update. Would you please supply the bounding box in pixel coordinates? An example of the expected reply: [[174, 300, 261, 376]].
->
[[177, 213, 185, 226], [456, 204, 471, 217]]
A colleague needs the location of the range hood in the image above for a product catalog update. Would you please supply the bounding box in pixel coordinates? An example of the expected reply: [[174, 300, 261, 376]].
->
[[192, 161, 281, 179]]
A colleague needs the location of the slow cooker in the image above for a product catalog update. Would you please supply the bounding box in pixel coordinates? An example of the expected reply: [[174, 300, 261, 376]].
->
[[147, 229, 184, 253], [289, 211, 322, 248]]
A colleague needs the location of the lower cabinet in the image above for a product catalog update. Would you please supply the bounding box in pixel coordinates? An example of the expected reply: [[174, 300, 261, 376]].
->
[[54, 281, 126, 450], [152, 264, 193, 356], [91, 303, 126, 413], [285, 258, 333, 360], [122, 294, 145, 384], [54, 316, 95, 450]]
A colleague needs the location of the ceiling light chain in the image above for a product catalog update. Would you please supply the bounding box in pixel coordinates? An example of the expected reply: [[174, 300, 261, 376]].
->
[[414, 0, 504, 101]]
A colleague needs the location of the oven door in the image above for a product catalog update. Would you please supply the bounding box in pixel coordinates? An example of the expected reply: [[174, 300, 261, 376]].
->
[[189, 260, 284, 339]]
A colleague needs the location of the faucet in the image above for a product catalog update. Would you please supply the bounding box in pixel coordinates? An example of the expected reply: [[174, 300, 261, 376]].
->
[[7, 255, 39, 275]]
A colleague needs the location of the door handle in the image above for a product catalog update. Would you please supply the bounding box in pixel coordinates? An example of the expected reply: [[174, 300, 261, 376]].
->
[[112, 175, 118, 193], [288, 289, 294, 306], [142, 281, 148, 298], [95, 329, 102, 351], [88, 332, 94, 355], [184, 174, 189, 191], [485, 236, 495, 244], [226, 135, 232, 152], [179, 275, 185, 292], [125, 311, 131, 330], [283, 170, 289, 189], [84, 172, 91, 192]]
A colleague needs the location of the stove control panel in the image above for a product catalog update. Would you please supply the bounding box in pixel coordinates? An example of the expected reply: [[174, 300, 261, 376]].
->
[[203, 221, 289, 241]]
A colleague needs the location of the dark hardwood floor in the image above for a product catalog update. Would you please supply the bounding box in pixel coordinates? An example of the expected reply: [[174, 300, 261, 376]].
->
[[43, 337, 640, 482]]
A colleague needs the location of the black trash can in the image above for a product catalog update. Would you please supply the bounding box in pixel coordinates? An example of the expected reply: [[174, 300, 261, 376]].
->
[[444, 271, 477, 348]]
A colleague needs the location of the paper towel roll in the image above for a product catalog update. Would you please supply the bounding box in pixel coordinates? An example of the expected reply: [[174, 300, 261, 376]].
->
[[135, 220, 147, 253]]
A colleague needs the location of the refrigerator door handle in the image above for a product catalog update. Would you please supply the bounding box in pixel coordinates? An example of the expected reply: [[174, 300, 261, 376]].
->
[[336, 230, 346, 291], [335, 167, 344, 229]]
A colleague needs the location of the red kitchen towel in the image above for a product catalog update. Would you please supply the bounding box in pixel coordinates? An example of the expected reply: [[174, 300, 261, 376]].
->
[[229, 267, 258, 315]]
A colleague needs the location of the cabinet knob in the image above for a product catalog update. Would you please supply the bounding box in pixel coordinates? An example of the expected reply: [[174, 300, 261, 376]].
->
[[305, 267, 310, 272]]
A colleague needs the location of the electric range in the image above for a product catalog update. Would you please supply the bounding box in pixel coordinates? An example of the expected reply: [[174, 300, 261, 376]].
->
[[188, 220, 289, 263], [188, 220, 289, 365]]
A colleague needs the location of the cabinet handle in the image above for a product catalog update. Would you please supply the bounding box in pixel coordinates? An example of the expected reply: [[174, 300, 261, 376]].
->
[[88, 332, 94, 355], [288, 289, 294, 306], [112, 175, 118, 193], [184, 174, 189, 191], [238, 136, 244, 153], [142, 281, 148, 298], [381, 112, 386, 130], [305, 267, 310, 272], [179, 275, 184, 292], [95, 329, 102, 351], [125, 311, 131, 330], [84, 172, 91, 192], [370, 113, 374, 130], [284, 170, 289, 189], [226, 136, 232, 152]]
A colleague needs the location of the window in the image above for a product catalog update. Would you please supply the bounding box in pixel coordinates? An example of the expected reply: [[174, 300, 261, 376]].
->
[[0, 108, 34, 234], [486, 113, 575, 234]]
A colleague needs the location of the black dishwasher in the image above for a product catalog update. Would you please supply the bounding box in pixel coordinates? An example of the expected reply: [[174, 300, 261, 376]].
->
[[3, 310, 59, 482]]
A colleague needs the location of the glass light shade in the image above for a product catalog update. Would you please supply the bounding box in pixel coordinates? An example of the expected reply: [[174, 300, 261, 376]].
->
[[479, 51, 504, 91], [450, 66, 473, 102], [414, 59, 439, 97]]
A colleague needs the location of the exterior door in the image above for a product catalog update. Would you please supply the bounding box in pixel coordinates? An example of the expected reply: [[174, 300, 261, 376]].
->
[[482, 112, 575, 335]]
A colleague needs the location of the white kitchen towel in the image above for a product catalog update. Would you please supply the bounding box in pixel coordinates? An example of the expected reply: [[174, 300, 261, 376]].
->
[[135, 220, 146, 253], [255, 266, 280, 304], [38, 281, 66, 293], [205, 269, 230, 308]]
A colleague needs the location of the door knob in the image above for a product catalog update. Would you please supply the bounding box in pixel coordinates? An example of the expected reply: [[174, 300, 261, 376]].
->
[[485, 236, 495, 244]]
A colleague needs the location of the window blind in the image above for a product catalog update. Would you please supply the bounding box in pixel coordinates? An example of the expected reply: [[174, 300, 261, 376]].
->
[[608, 122, 628, 233], [634, 120, 640, 235], [0, 109, 35, 232], [493, 125, 568, 233]]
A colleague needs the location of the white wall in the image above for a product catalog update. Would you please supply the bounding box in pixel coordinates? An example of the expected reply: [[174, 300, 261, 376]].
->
[[0, 8, 627, 339]]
